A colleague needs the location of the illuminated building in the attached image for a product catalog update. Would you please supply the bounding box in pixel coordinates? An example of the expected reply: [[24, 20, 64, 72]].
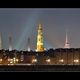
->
[[64, 31, 70, 48], [36, 24, 44, 52], [0, 24, 80, 66]]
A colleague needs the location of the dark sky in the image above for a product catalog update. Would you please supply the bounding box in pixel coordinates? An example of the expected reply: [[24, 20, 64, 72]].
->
[[0, 8, 80, 50]]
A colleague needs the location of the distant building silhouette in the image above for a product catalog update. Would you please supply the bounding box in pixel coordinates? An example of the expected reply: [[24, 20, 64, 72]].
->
[[0, 33, 2, 50], [64, 31, 70, 48], [27, 37, 31, 51], [9, 36, 12, 51]]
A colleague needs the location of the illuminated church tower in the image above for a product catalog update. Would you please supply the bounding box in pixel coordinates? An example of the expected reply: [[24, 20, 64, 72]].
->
[[0, 33, 2, 50], [64, 32, 70, 48], [36, 24, 44, 52]]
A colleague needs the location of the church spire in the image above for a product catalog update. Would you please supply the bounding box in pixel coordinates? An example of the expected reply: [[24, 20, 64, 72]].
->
[[64, 31, 70, 48], [36, 23, 44, 52]]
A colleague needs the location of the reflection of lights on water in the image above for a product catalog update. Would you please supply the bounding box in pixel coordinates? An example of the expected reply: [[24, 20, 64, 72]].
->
[[46, 59, 51, 63], [59, 59, 64, 62], [74, 59, 79, 63]]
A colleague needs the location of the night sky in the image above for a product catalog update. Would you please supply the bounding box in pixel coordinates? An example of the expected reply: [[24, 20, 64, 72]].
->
[[0, 8, 80, 50]]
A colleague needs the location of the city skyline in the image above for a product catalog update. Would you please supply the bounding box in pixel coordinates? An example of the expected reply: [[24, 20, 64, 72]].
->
[[0, 8, 80, 50]]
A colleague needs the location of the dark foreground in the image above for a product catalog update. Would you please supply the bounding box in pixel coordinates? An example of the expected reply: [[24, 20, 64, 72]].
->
[[0, 65, 80, 71]]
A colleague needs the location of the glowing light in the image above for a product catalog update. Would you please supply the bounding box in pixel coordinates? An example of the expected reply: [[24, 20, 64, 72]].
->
[[10, 61, 13, 64], [32, 59, 37, 63], [8, 58, 13, 61], [44, 48, 46, 50], [74, 59, 79, 63], [0, 59, 2, 62], [46, 59, 51, 63], [8, 58, 19, 64], [15, 9, 42, 50], [16, 59, 19, 62], [13, 57, 19, 63], [59, 59, 64, 62], [21, 59, 23, 61]]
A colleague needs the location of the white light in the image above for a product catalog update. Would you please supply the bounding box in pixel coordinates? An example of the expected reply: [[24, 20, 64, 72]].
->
[[10, 61, 13, 63], [8, 58, 13, 61], [59, 59, 64, 62], [21, 59, 23, 61], [44, 48, 46, 50], [32, 59, 37, 63], [13, 57, 16, 60], [8, 59, 10, 61], [0, 59, 2, 62], [74, 59, 79, 63], [16, 59, 19, 62], [46, 59, 51, 62]]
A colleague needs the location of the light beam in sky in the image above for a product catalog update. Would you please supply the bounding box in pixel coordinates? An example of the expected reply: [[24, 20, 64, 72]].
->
[[15, 9, 42, 50]]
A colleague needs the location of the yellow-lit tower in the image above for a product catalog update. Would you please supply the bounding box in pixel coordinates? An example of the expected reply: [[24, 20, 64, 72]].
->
[[36, 23, 44, 52]]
